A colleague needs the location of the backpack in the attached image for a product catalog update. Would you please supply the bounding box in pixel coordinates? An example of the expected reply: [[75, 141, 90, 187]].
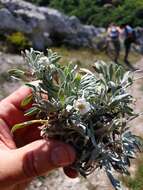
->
[[125, 26, 136, 41]]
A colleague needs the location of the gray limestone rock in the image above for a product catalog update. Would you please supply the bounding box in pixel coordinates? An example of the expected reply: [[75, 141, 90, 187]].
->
[[0, 0, 105, 50]]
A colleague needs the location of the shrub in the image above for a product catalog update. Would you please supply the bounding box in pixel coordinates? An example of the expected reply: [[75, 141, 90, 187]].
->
[[6, 32, 31, 53], [25, 0, 143, 27]]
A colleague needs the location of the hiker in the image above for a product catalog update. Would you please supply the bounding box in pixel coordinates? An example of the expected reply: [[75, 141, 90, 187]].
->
[[0, 86, 76, 190], [107, 23, 121, 63], [120, 24, 137, 69]]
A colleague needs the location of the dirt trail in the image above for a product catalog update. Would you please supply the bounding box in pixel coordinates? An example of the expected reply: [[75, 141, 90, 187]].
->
[[129, 58, 143, 136]]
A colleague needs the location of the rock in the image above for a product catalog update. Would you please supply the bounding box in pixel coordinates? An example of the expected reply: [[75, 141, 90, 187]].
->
[[0, 52, 23, 100], [0, 8, 31, 33], [0, 0, 105, 50]]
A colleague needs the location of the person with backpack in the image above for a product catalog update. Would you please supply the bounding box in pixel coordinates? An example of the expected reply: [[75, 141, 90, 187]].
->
[[107, 23, 121, 64], [120, 24, 137, 69]]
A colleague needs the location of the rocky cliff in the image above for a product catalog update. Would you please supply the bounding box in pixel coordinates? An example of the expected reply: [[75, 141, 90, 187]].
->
[[0, 0, 105, 50]]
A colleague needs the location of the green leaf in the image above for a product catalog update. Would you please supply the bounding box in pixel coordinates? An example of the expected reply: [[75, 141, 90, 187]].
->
[[124, 106, 134, 115], [108, 81, 116, 92], [93, 61, 103, 73], [25, 83, 37, 91], [21, 93, 33, 107], [80, 68, 93, 75], [65, 95, 76, 105], [11, 120, 47, 133], [105, 165, 122, 190], [24, 107, 39, 116], [11, 122, 31, 133], [109, 64, 114, 80], [128, 77, 133, 84], [110, 94, 130, 106], [115, 67, 123, 82], [121, 71, 131, 85], [8, 69, 25, 79]]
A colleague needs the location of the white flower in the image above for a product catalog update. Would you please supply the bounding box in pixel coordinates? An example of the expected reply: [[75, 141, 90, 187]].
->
[[74, 98, 91, 115], [66, 105, 73, 112], [38, 56, 50, 65]]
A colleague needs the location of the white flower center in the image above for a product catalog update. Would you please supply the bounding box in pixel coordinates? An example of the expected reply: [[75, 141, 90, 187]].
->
[[74, 98, 90, 115]]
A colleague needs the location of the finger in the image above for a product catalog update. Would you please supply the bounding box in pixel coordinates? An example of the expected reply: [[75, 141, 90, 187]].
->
[[0, 102, 41, 147], [1, 139, 76, 186], [0, 119, 16, 149], [1, 86, 32, 110], [0, 101, 27, 128]]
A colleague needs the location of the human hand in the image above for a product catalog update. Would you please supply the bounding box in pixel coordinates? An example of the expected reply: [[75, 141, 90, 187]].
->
[[0, 86, 76, 190]]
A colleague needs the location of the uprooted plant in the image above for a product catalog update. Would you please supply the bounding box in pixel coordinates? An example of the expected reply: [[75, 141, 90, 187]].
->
[[9, 49, 143, 190]]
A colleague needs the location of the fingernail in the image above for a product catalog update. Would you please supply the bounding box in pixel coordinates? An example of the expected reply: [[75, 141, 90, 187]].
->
[[51, 146, 74, 166]]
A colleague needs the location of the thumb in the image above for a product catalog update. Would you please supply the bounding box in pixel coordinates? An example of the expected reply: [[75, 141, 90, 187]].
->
[[3, 139, 75, 185]]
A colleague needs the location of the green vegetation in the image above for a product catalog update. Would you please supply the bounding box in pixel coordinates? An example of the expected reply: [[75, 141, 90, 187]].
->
[[6, 32, 31, 53], [25, 0, 143, 27], [121, 155, 143, 190]]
